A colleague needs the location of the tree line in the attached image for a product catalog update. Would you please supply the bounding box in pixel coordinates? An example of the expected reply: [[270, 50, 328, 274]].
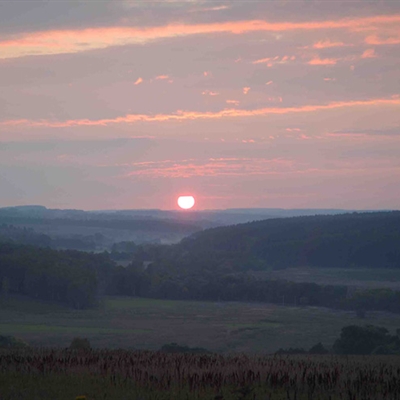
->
[[2, 212, 400, 313], [2, 240, 400, 313], [0, 243, 114, 309]]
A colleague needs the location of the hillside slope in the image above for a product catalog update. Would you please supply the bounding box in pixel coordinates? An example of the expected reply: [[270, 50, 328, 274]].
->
[[176, 211, 400, 271]]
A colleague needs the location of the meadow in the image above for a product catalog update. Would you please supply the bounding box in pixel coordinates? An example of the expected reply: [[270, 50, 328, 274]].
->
[[1, 348, 400, 399], [2, 293, 400, 354], [252, 267, 400, 290]]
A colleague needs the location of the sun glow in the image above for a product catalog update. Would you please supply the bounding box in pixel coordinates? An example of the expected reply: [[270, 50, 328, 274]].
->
[[177, 196, 195, 210]]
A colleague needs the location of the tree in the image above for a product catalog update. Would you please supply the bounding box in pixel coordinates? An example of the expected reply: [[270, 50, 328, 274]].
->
[[309, 342, 329, 354], [0, 335, 29, 348], [333, 325, 390, 355]]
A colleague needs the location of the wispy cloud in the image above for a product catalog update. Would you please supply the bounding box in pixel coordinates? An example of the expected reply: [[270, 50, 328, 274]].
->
[[2, 97, 399, 129], [155, 75, 169, 80], [361, 48, 377, 58], [308, 57, 338, 65], [252, 57, 271, 64], [189, 5, 230, 13], [124, 157, 296, 178], [312, 40, 351, 49], [243, 87, 251, 94], [202, 90, 219, 96], [134, 77, 143, 85], [252, 55, 294, 66], [365, 35, 400, 45], [328, 127, 400, 137], [1, 14, 399, 59]]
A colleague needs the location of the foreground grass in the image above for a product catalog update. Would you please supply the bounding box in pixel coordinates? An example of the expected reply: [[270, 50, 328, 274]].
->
[[1, 348, 400, 400], [2, 294, 400, 354]]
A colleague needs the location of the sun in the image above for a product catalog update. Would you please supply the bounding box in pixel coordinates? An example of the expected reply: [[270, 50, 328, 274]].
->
[[177, 195, 195, 210]]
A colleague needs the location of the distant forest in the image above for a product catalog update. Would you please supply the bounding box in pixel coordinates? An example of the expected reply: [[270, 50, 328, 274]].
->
[[1, 212, 400, 312]]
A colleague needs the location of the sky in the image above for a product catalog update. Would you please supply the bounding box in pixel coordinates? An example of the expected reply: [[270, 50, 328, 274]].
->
[[0, 0, 399, 211]]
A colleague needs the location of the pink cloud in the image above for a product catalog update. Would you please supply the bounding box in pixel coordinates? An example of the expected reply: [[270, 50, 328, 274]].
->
[[226, 100, 240, 106], [265, 81, 273, 85], [243, 87, 251, 94], [202, 90, 219, 96], [252, 57, 271, 64], [312, 40, 350, 49], [124, 157, 296, 178], [1, 14, 399, 59], [155, 75, 169, 80], [253, 55, 294, 67], [134, 77, 143, 85], [2, 97, 399, 128], [365, 35, 400, 45], [308, 57, 338, 65], [361, 48, 377, 58], [189, 5, 230, 13]]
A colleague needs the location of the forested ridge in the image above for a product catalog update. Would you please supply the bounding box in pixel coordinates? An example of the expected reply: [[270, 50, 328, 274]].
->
[[1, 212, 400, 313], [175, 211, 400, 271]]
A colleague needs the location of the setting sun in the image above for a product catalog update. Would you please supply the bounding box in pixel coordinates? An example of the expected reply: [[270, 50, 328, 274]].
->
[[177, 195, 195, 210]]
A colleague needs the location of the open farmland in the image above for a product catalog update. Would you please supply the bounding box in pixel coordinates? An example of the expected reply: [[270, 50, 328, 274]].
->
[[2, 295, 400, 355], [251, 268, 400, 290]]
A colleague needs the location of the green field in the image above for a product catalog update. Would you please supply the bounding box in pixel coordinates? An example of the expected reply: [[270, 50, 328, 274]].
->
[[252, 267, 400, 289], [2, 294, 400, 354]]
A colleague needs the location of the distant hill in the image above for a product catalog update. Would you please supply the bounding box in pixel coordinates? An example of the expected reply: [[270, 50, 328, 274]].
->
[[0, 206, 202, 249], [173, 211, 400, 272]]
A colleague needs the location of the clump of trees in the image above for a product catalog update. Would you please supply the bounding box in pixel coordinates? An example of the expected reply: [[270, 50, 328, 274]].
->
[[275, 342, 329, 355], [0, 243, 115, 309], [0, 335, 29, 348], [333, 325, 400, 355], [275, 326, 400, 356]]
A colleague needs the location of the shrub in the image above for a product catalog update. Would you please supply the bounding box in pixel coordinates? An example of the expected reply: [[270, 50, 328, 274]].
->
[[69, 337, 91, 350], [0, 335, 29, 348], [308, 342, 329, 354]]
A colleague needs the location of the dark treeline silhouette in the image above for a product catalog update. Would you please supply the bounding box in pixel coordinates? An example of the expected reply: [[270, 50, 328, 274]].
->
[[109, 265, 400, 313], [2, 242, 400, 312], [174, 211, 400, 271], [0, 243, 114, 309], [2, 212, 400, 313]]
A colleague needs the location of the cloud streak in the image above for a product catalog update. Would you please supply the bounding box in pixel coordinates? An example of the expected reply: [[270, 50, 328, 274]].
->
[[124, 157, 296, 178], [2, 97, 399, 129], [1, 14, 399, 59]]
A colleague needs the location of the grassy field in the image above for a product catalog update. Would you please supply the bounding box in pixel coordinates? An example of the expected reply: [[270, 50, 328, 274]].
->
[[3, 349, 400, 400], [2, 294, 400, 354], [252, 267, 400, 289]]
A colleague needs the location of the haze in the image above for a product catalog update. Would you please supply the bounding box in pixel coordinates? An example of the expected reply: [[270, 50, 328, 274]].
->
[[0, 0, 399, 210]]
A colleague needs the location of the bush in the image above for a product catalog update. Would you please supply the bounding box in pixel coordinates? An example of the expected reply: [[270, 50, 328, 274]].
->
[[69, 337, 91, 350], [309, 342, 329, 354], [0, 335, 29, 348]]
